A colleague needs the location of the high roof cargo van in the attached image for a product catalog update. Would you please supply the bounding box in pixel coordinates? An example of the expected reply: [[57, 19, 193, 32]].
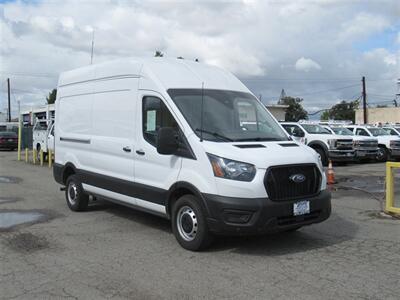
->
[[53, 57, 331, 250]]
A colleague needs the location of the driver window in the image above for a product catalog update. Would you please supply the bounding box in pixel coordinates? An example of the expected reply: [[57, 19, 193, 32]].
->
[[356, 128, 368, 136], [142, 96, 178, 147]]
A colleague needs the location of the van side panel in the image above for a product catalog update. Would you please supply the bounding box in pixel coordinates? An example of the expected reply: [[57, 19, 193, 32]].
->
[[56, 87, 94, 171], [88, 77, 137, 182]]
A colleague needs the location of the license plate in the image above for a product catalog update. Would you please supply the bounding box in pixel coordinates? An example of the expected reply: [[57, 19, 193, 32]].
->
[[8, 139, 13, 142], [293, 200, 310, 216], [347, 153, 352, 156]]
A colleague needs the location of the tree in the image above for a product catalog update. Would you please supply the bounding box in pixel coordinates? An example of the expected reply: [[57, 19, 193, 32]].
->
[[154, 50, 164, 57], [320, 110, 330, 121], [327, 100, 359, 123], [46, 89, 57, 104], [280, 96, 308, 121]]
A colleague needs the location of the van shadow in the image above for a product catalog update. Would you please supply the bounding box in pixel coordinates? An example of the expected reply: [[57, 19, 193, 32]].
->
[[88, 200, 357, 256], [208, 213, 358, 256]]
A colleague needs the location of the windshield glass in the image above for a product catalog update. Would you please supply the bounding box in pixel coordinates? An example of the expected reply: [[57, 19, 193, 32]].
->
[[168, 89, 289, 142], [301, 124, 331, 134], [331, 127, 354, 136], [367, 127, 390, 136]]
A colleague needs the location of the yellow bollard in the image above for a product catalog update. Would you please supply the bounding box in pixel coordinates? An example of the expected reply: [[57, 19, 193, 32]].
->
[[40, 149, 44, 166], [48, 150, 52, 168], [25, 148, 28, 162], [32, 149, 37, 165], [17, 122, 22, 161]]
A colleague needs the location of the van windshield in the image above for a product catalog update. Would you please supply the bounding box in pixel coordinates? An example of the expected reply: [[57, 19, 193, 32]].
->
[[168, 89, 289, 142]]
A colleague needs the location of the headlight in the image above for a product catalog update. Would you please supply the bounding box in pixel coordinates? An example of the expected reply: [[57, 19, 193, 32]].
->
[[328, 139, 337, 149], [207, 153, 256, 182]]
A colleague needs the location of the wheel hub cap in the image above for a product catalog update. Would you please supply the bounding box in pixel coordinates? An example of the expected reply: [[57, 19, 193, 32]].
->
[[67, 183, 78, 205], [177, 206, 198, 242]]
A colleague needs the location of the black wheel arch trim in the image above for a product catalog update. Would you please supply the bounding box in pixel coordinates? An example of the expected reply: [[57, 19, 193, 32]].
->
[[166, 181, 210, 219], [308, 141, 328, 153], [53, 162, 77, 185]]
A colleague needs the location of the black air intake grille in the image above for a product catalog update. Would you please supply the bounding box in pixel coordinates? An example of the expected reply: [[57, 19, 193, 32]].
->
[[264, 164, 321, 201]]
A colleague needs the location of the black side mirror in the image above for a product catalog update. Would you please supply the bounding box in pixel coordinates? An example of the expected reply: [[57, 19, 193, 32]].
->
[[293, 128, 305, 137], [157, 127, 179, 155]]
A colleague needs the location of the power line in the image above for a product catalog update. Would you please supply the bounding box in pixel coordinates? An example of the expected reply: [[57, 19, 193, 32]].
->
[[293, 83, 360, 97]]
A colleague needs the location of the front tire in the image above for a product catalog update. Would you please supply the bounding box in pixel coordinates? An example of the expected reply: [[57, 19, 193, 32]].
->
[[65, 175, 89, 211], [171, 195, 213, 251], [314, 147, 328, 166], [376, 146, 388, 162]]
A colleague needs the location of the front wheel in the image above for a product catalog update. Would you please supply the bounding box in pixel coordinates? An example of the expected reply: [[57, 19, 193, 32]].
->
[[376, 146, 388, 162], [171, 195, 213, 251], [314, 147, 328, 166]]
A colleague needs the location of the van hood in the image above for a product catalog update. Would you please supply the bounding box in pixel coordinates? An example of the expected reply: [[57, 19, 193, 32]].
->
[[199, 140, 319, 169]]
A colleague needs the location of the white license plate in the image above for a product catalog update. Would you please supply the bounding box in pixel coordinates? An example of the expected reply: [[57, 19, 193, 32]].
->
[[293, 200, 310, 216], [8, 139, 13, 142]]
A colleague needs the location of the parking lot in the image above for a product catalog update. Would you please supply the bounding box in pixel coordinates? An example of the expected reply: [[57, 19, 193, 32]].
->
[[1, 150, 399, 300]]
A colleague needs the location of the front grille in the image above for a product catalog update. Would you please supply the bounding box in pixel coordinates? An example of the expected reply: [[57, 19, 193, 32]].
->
[[357, 140, 378, 150], [391, 141, 400, 149], [264, 164, 321, 201], [336, 139, 353, 150]]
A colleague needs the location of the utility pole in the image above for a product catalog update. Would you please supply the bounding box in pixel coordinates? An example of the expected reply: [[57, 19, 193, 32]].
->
[[90, 30, 95, 65], [7, 78, 11, 122], [362, 76, 367, 124]]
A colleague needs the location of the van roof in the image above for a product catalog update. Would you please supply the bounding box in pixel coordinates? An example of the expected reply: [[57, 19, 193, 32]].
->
[[58, 57, 249, 93]]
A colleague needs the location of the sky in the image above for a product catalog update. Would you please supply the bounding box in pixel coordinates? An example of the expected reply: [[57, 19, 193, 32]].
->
[[0, 0, 399, 118]]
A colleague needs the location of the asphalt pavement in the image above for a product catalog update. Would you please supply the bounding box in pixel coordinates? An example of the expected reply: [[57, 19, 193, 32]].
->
[[1, 150, 399, 299]]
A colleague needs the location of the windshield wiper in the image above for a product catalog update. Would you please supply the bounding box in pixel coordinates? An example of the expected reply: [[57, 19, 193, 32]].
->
[[195, 129, 233, 142]]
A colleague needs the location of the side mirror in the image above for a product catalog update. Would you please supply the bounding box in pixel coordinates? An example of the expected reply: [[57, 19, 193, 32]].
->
[[157, 127, 179, 155], [292, 128, 305, 137]]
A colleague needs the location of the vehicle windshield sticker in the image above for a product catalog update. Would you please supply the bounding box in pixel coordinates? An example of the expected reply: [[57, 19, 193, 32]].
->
[[147, 110, 156, 131]]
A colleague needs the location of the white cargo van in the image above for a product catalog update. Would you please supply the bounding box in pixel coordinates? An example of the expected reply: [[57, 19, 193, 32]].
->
[[54, 58, 331, 250]]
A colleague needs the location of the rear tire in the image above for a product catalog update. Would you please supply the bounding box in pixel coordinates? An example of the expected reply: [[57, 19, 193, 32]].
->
[[171, 195, 213, 251], [376, 146, 388, 162], [65, 175, 89, 211], [314, 147, 328, 166], [36, 144, 47, 162]]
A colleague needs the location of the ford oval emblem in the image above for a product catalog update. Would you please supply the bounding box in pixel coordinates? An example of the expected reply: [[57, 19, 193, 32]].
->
[[289, 174, 306, 183]]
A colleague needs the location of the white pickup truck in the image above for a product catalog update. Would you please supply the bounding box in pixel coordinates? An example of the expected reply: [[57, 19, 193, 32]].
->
[[33, 119, 55, 161], [345, 125, 400, 162], [281, 122, 355, 166], [322, 126, 379, 161]]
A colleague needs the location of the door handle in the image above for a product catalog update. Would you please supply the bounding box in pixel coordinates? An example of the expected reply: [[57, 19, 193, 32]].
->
[[123, 146, 131, 152], [136, 150, 145, 156]]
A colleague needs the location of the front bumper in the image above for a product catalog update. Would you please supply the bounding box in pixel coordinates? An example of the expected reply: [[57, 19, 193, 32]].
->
[[328, 150, 355, 162], [203, 190, 331, 235], [0, 142, 17, 149], [355, 148, 378, 158]]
